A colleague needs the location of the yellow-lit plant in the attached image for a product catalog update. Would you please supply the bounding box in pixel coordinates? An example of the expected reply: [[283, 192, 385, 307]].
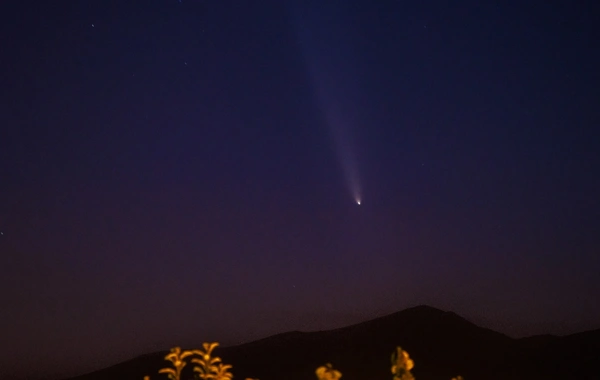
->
[[391, 346, 415, 380], [158, 347, 196, 380], [148, 342, 463, 380], [190, 342, 233, 380], [315, 363, 342, 380]]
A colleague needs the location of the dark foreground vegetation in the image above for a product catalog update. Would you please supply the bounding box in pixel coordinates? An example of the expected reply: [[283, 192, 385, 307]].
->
[[144, 342, 462, 380], [62, 306, 600, 380]]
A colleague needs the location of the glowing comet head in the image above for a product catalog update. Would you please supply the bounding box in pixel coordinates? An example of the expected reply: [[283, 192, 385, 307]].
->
[[356, 199, 361, 205]]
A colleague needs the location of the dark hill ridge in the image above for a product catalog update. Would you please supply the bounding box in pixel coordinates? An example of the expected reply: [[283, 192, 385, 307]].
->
[[60, 305, 600, 380]]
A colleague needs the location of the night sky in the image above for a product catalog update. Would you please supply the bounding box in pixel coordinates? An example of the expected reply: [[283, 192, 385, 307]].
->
[[1, 1, 599, 379]]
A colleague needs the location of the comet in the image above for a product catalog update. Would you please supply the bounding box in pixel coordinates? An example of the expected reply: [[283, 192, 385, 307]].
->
[[289, 1, 363, 208]]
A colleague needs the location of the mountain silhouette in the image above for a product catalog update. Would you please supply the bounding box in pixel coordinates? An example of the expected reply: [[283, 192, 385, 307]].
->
[[59, 305, 600, 380]]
